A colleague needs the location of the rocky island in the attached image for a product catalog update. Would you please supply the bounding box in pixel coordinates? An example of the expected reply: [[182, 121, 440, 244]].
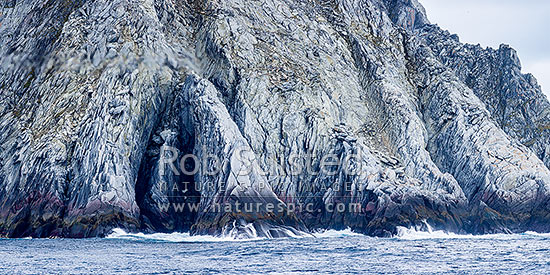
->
[[0, 0, 549, 238]]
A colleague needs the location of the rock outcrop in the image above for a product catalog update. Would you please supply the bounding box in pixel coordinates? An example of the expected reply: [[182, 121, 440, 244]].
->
[[0, 0, 549, 238]]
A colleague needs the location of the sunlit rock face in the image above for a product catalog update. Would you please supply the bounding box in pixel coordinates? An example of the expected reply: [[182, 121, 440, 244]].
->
[[0, 0, 549, 238]]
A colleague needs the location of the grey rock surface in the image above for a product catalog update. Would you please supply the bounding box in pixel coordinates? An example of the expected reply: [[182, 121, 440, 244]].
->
[[0, 0, 549, 237], [417, 26, 550, 170]]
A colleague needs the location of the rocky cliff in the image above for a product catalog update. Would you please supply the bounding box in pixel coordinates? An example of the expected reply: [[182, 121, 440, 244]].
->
[[1, 0, 549, 238]]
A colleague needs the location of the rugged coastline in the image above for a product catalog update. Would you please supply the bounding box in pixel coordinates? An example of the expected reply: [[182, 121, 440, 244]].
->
[[1, 0, 549, 238]]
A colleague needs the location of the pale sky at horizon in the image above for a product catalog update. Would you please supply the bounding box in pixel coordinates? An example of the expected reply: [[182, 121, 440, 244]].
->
[[420, 0, 550, 100]]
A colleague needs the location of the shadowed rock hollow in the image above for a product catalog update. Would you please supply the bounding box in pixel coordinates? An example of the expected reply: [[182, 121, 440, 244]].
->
[[0, 0, 549, 238]]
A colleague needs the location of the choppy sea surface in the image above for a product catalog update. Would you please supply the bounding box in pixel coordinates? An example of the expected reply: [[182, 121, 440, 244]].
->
[[1, 227, 550, 274]]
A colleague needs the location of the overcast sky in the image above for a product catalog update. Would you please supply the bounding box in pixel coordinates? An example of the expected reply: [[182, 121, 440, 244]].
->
[[420, 0, 550, 100]]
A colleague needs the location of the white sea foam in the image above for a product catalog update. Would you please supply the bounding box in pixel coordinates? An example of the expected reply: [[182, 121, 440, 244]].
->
[[312, 228, 364, 238], [106, 227, 365, 242], [106, 226, 550, 242], [395, 223, 550, 240], [395, 226, 481, 240], [522, 231, 550, 238], [106, 228, 261, 242]]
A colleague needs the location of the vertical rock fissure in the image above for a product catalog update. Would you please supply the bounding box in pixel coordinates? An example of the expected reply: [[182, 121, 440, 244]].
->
[[135, 85, 200, 233]]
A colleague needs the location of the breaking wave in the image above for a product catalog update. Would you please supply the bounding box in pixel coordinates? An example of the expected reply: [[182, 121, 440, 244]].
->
[[395, 222, 550, 240], [312, 228, 364, 238], [105, 228, 255, 243], [106, 225, 550, 243], [106, 227, 365, 242], [395, 226, 502, 240]]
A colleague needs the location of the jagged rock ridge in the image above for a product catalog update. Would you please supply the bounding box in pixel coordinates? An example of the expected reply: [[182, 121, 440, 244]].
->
[[0, 0, 549, 237]]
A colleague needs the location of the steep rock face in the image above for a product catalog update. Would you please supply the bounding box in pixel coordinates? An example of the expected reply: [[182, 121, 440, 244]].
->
[[405, 35, 550, 232], [0, 0, 549, 237], [0, 0, 190, 237], [184, 74, 307, 238], [417, 25, 550, 170]]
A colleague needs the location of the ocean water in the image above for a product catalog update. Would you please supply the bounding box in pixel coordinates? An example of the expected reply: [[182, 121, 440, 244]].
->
[[1, 228, 550, 274]]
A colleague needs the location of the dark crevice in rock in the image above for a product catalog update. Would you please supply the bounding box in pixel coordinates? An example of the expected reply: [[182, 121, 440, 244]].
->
[[135, 84, 200, 233]]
